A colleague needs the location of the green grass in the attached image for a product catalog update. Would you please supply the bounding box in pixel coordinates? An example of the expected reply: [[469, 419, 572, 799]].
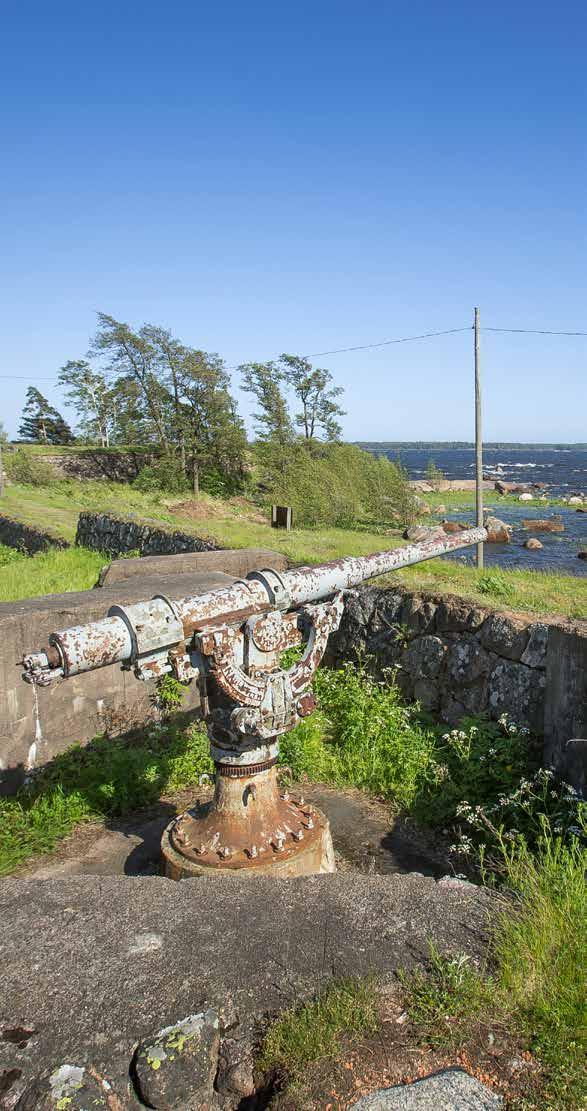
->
[[0, 724, 213, 875], [397, 558, 586, 619], [401, 828, 587, 1109], [258, 977, 378, 1076], [0, 545, 107, 602], [1, 479, 584, 615]]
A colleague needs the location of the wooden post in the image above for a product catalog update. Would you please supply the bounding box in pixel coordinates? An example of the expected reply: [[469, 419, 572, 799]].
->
[[474, 307, 484, 569], [0, 436, 4, 497]]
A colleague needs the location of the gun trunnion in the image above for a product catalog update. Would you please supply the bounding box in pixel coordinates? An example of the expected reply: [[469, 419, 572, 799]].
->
[[23, 527, 486, 878]]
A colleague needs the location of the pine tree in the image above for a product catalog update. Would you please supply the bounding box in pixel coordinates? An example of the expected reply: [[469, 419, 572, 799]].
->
[[18, 387, 74, 444]]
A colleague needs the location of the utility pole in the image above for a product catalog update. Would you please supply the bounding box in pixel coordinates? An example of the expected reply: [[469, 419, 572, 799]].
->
[[0, 436, 4, 498], [474, 307, 483, 569]]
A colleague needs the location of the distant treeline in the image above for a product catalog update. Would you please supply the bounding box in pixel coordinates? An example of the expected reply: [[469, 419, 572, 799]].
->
[[356, 442, 587, 451]]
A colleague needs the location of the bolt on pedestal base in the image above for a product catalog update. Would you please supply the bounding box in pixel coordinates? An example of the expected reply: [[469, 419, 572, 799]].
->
[[161, 762, 335, 880]]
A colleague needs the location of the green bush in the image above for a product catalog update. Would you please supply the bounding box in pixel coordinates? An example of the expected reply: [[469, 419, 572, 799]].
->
[[4, 449, 57, 486], [0, 543, 26, 567], [132, 457, 190, 494], [257, 441, 418, 529]]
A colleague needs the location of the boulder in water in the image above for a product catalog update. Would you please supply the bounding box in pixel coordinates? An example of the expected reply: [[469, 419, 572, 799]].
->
[[441, 520, 470, 534], [519, 492, 533, 501], [403, 525, 446, 543], [484, 516, 513, 543], [522, 516, 564, 533], [524, 538, 543, 550]]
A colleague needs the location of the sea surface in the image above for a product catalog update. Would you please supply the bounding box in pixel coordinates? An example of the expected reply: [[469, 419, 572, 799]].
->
[[359, 443, 587, 577]]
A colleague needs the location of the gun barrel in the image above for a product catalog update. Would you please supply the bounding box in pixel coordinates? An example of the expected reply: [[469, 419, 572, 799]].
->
[[23, 527, 486, 681]]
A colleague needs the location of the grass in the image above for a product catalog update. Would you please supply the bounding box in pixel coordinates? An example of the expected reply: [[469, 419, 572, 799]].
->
[[401, 828, 587, 1109], [0, 723, 213, 875], [0, 544, 107, 602], [258, 977, 379, 1077], [1, 479, 585, 615]]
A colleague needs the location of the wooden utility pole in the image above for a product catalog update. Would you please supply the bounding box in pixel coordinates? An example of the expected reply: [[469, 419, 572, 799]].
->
[[474, 307, 483, 568], [0, 436, 4, 498]]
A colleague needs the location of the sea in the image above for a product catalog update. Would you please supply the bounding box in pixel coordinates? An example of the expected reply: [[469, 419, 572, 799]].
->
[[358, 444, 587, 577]]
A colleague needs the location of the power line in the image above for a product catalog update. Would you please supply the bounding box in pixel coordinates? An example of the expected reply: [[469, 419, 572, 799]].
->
[[483, 327, 587, 336], [1, 321, 586, 381], [301, 326, 472, 358]]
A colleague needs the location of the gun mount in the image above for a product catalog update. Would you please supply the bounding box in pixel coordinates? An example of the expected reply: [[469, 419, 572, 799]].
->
[[23, 527, 486, 878]]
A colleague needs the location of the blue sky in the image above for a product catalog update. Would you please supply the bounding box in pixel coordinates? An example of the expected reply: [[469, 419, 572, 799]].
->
[[1, 1, 585, 442]]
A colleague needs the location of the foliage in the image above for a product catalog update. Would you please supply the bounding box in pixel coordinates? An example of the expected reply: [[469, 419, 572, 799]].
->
[[133, 457, 190, 494], [257, 440, 418, 529], [279, 353, 345, 441], [57, 313, 248, 492], [425, 458, 444, 489], [0, 546, 106, 602], [258, 977, 378, 1076], [281, 661, 436, 808], [399, 945, 487, 1047], [0, 724, 213, 875], [4, 448, 58, 486], [0, 543, 26, 566], [155, 675, 188, 713], [58, 360, 116, 447], [477, 569, 516, 600], [411, 714, 539, 835], [18, 387, 74, 444], [401, 826, 587, 1109]]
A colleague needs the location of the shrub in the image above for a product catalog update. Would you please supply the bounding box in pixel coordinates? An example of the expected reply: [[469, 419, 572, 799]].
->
[[132, 457, 190, 494], [4, 449, 57, 486]]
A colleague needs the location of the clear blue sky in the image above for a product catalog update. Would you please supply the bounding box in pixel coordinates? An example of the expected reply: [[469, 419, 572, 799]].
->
[[1, 1, 585, 442]]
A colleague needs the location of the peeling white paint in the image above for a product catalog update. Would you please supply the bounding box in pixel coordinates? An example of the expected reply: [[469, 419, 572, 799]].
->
[[26, 683, 43, 771]]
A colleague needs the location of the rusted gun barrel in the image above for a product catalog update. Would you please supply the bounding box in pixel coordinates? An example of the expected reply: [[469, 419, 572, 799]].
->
[[22, 526, 486, 879], [23, 527, 486, 684]]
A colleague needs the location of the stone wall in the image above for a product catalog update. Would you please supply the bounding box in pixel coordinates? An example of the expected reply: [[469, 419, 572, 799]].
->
[[76, 511, 220, 556], [0, 513, 70, 555], [37, 449, 158, 481], [330, 585, 586, 749]]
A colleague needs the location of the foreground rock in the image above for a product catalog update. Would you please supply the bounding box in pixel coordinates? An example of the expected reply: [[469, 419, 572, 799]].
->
[[0, 873, 494, 1108], [134, 1010, 220, 1109], [403, 524, 446, 542], [354, 1068, 503, 1108], [483, 516, 512, 543]]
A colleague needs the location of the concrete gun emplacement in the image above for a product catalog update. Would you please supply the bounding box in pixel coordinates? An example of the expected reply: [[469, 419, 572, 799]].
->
[[23, 527, 486, 879]]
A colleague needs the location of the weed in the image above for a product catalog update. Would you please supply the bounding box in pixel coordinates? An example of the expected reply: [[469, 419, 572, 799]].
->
[[258, 977, 378, 1077], [0, 724, 213, 875], [399, 945, 488, 1047], [154, 675, 188, 713], [281, 661, 437, 808], [0, 546, 106, 601], [477, 570, 516, 600]]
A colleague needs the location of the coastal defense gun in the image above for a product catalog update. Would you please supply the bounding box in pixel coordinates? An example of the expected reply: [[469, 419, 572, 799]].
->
[[22, 527, 486, 879]]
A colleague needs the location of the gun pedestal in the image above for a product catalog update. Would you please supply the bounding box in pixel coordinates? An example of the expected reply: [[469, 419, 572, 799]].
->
[[21, 529, 487, 881], [161, 762, 334, 879]]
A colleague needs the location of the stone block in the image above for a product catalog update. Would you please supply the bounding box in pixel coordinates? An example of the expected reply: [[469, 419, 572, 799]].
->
[[446, 634, 492, 686], [402, 635, 447, 679], [413, 677, 440, 711], [480, 613, 530, 661], [544, 625, 587, 769], [399, 595, 437, 636], [520, 623, 548, 669], [488, 659, 545, 732], [435, 598, 486, 634]]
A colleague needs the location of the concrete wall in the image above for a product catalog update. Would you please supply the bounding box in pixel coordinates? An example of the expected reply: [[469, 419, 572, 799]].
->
[[329, 584, 586, 767], [76, 511, 220, 556], [0, 514, 70, 554], [0, 548, 290, 793]]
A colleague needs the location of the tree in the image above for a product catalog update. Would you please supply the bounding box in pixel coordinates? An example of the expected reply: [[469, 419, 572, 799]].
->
[[18, 387, 74, 444], [240, 362, 295, 443], [57, 360, 115, 446], [173, 347, 247, 495], [90, 313, 171, 453], [278, 354, 345, 441]]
